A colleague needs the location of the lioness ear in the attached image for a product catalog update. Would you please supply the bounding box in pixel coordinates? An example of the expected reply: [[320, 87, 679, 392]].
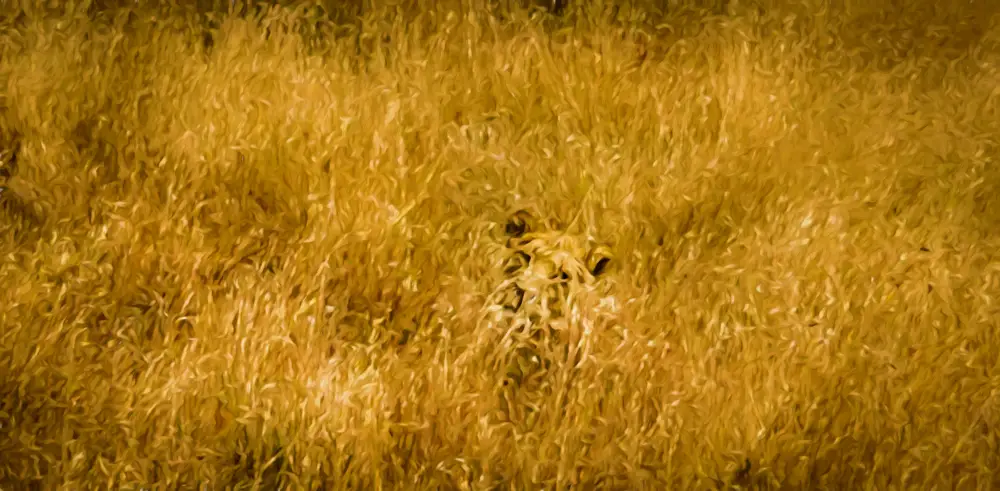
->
[[587, 245, 613, 277], [505, 209, 534, 238]]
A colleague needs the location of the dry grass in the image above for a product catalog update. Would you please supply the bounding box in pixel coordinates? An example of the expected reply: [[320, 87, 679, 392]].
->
[[1, 0, 999, 489]]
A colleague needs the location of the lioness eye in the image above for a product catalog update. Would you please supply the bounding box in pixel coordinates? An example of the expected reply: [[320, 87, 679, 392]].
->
[[503, 251, 531, 275]]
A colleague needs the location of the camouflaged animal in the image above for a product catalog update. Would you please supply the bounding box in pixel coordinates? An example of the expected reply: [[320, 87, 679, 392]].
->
[[484, 209, 614, 426]]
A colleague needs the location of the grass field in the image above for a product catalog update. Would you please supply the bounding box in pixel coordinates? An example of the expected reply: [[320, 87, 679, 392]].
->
[[1, 0, 1000, 489]]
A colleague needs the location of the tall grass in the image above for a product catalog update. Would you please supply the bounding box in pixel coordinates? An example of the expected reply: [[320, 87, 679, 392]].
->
[[1, 0, 999, 488]]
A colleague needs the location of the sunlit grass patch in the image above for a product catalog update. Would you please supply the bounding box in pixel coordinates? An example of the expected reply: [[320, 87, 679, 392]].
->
[[1, 0, 999, 489]]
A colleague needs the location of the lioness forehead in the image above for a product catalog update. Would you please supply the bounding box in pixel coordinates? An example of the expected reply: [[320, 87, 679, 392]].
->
[[501, 209, 612, 281], [511, 232, 586, 255]]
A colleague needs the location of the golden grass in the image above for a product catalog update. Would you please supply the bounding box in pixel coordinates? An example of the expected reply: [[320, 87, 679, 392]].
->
[[1, 0, 999, 488]]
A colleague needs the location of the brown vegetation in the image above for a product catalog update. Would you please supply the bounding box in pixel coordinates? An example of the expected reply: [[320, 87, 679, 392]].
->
[[1, 0, 999, 489]]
